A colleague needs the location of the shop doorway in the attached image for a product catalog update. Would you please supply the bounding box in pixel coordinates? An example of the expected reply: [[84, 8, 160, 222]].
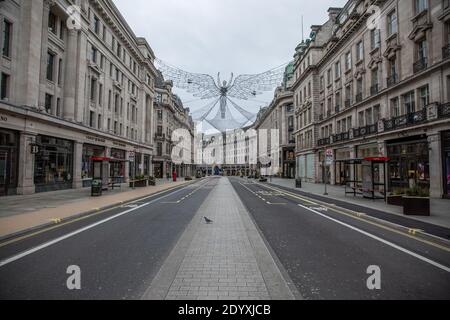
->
[[0, 150, 8, 196]]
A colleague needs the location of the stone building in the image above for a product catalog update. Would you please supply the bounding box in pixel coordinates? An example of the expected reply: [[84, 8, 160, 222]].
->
[[153, 71, 195, 179], [253, 63, 296, 178], [0, 0, 158, 195], [292, 0, 450, 199]]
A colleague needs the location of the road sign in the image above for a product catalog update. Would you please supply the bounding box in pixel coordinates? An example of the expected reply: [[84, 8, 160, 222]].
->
[[129, 151, 135, 161], [325, 149, 333, 166]]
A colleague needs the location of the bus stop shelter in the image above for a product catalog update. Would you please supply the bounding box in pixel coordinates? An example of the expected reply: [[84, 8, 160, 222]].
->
[[336, 157, 390, 201]]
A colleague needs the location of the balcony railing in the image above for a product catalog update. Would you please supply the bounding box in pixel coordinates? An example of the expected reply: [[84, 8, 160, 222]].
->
[[345, 99, 352, 108], [353, 124, 378, 138], [333, 131, 350, 143], [319, 114, 324, 121], [317, 137, 331, 146], [288, 125, 294, 132], [288, 139, 296, 144], [438, 102, 450, 118], [370, 84, 379, 96], [356, 92, 363, 103], [387, 74, 398, 87], [335, 105, 341, 113], [443, 44, 450, 60], [327, 110, 332, 118], [413, 57, 428, 74], [384, 109, 427, 131]]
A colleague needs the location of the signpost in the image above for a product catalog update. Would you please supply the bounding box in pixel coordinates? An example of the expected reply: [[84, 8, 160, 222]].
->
[[324, 149, 333, 196], [129, 151, 135, 189]]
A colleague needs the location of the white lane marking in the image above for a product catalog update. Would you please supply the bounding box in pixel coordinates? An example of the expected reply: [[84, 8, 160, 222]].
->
[[297, 204, 450, 273], [0, 181, 210, 268]]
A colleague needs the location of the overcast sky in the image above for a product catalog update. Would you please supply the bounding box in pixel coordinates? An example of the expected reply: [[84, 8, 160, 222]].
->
[[114, 0, 347, 130]]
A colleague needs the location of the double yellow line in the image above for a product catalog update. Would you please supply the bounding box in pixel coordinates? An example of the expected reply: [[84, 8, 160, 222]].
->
[[252, 181, 450, 253], [0, 179, 206, 248]]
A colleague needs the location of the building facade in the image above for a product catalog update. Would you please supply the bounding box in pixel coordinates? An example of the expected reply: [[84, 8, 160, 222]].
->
[[292, 0, 450, 199], [253, 64, 296, 178], [153, 71, 195, 179], [0, 0, 159, 195]]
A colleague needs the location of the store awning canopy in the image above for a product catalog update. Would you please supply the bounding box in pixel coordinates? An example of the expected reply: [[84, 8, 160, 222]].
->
[[334, 157, 390, 164], [90, 157, 128, 162]]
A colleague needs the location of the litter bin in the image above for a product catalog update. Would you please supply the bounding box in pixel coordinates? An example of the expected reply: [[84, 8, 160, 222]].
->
[[91, 179, 103, 197], [295, 178, 302, 188]]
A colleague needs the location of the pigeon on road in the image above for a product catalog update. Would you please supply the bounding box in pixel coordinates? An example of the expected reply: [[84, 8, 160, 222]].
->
[[204, 217, 213, 224]]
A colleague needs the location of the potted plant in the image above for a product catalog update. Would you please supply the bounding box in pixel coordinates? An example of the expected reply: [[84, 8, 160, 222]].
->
[[185, 176, 193, 181], [130, 174, 147, 188], [403, 186, 430, 216], [387, 188, 405, 206], [148, 176, 156, 186]]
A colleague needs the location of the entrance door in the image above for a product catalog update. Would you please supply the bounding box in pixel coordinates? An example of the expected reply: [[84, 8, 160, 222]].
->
[[0, 150, 8, 196]]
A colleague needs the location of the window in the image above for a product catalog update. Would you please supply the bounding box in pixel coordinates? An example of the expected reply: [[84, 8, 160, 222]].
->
[[97, 114, 102, 129], [356, 41, 364, 61], [371, 68, 379, 90], [403, 91, 416, 114], [415, 0, 428, 14], [56, 98, 61, 117], [58, 58, 63, 85], [90, 78, 97, 101], [89, 111, 95, 128], [320, 76, 324, 91], [46, 52, 55, 81], [91, 46, 98, 63], [418, 85, 429, 108], [45, 93, 53, 113], [335, 61, 341, 78], [417, 38, 428, 62], [365, 108, 373, 125], [157, 109, 163, 120], [388, 56, 397, 80], [345, 52, 352, 70], [48, 12, 57, 35], [107, 118, 111, 131], [93, 15, 100, 34], [98, 83, 103, 106], [108, 90, 112, 110], [1, 73, 9, 100], [358, 111, 364, 127], [387, 10, 398, 36], [2, 20, 12, 58], [370, 29, 381, 50], [391, 97, 400, 117], [373, 105, 381, 123], [157, 143, 162, 157], [327, 69, 331, 85], [114, 121, 118, 135]]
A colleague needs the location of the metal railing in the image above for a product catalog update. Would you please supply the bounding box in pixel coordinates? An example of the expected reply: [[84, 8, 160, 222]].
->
[[384, 109, 427, 131], [317, 137, 331, 146], [413, 57, 427, 73], [438, 102, 450, 118], [333, 131, 350, 142], [345, 99, 352, 108], [387, 73, 398, 87], [443, 44, 450, 60], [356, 92, 363, 103], [370, 84, 379, 96], [353, 124, 378, 138]]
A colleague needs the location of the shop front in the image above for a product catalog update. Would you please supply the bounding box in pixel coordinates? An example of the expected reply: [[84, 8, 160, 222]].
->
[[297, 153, 315, 182], [387, 136, 430, 192], [81, 144, 106, 187], [110, 148, 126, 183], [34, 135, 74, 193], [335, 148, 351, 185], [356, 144, 381, 185], [442, 130, 450, 198], [0, 128, 18, 196], [283, 147, 296, 178]]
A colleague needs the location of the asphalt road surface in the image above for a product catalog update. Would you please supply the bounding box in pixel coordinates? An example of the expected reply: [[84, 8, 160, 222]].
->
[[228, 177, 450, 300], [0, 178, 217, 300], [0, 176, 449, 300]]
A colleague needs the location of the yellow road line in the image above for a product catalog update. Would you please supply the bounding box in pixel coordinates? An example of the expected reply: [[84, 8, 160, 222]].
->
[[254, 182, 450, 252], [0, 180, 205, 248]]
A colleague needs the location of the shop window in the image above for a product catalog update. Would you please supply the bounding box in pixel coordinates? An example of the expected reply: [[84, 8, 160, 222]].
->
[[418, 85, 429, 108], [34, 136, 74, 191]]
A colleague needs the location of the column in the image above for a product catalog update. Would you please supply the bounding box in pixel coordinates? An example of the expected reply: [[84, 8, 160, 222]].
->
[[429, 133, 443, 198], [72, 142, 83, 189], [63, 29, 78, 121], [349, 146, 357, 183], [16, 133, 36, 195], [124, 151, 130, 183], [16, 0, 45, 107]]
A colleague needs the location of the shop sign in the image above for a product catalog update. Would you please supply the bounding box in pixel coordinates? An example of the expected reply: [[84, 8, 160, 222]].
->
[[86, 135, 106, 144]]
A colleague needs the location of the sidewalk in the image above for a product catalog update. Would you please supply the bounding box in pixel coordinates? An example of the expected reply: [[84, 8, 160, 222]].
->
[[0, 178, 193, 240], [269, 178, 450, 229], [143, 178, 296, 300]]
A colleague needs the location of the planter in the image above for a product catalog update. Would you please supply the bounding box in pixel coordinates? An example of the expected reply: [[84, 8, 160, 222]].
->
[[185, 176, 193, 181], [403, 196, 430, 216], [130, 179, 147, 188], [387, 195, 403, 206], [148, 179, 156, 186]]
